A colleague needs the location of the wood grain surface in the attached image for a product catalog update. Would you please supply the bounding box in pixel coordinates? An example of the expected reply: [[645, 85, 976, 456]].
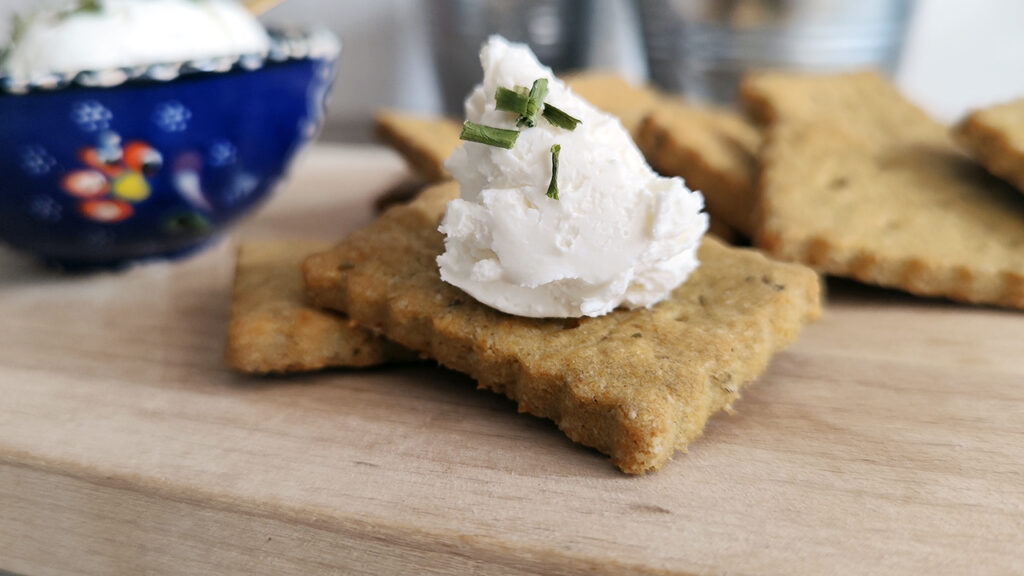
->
[[1, 145, 1022, 576]]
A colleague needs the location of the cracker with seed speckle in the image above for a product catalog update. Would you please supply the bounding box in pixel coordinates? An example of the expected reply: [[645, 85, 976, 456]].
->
[[565, 72, 662, 137], [303, 182, 822, 474], [569, 73, 759, 238], [954, 98, 1024, 195], [226, 240, 412, 374], [375, 109, 463, 183], [742, 71, 1024, 309], [636, 100, 761, 237]]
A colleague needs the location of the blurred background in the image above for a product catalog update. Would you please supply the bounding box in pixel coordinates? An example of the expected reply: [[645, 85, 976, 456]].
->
[[3, 0, 1023, 141]]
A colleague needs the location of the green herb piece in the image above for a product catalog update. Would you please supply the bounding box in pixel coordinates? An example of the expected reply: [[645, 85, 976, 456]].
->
[[542, 103, 582, 131], [78, 0, 103, 12], [459, 120, 519, 149], [2, 13, 25, 62], [495, 86, 530, 116], [53, 0, 104, 23], [546, 144, 561, 200], [9, 13, 25, 43], [517, 78, 549, 128]]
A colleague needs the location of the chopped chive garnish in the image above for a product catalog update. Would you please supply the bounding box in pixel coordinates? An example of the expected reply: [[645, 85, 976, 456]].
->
[[495, 87, 530, 116], [546, 144, 561, 200], [8, 13, 25, 45], [542, 104, 582, 131], [517, 78, 549, 128], [529, 79, 549, 107], [459, 121, 520, 149]]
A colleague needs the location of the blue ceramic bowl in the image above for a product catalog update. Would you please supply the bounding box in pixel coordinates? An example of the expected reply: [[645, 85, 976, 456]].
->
[[0, 29, 339, 268]]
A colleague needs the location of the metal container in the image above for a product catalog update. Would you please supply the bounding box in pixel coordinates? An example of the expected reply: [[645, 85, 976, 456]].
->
[[427, 0, 591, 117], [637, 0, 915, 104]]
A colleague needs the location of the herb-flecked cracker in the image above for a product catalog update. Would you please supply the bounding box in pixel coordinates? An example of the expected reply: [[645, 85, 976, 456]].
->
[[567, 72, 758, 241], [226, 240, 412, 374], [706, 216, 738, 244], [565, 72, 661, 137], [374, 109, 463, 183], [303, 182, 822, 474], [954, 98, 1024, 195], [636, 99, 762, 237], [743, 71, 1024, 309], [741, 70, 946, 145], [565, 73, 760, 238]]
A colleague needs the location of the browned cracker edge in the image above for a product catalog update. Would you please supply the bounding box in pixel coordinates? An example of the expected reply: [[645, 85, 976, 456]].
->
[[636, 113, 756, 237], [374, 111, 454, 183], [226, 241, 412, 374], [755, 126, 1024, 309], [954, 113, 1024, 195]]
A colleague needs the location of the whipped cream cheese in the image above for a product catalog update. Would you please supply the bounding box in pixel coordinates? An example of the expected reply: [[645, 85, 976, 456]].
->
[[2, 0, 271, 79], [438, 36, 708, 318]]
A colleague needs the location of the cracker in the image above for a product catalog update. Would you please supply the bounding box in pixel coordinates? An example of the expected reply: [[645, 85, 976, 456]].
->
[[304, 182, 822, 474], [954, 98, 1024, 195], [565, 72, 662, 137], [706, 216, 738, 244], [374, 109, 462, 183], [740, 70, 946, 145], [374, 175, 430, 213], [743, 71, 1024, 309], [544, 72, 761, 240], [636, 99, 762, 237], [226, 240, 411, 374]]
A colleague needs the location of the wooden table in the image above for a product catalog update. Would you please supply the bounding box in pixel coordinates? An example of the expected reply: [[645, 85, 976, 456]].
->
[[2, 145, 1022, 575]]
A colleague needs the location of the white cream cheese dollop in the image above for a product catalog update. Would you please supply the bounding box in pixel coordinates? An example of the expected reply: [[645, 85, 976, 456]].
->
[[2, 0, 271, 79], [438, 36, 708, 318]]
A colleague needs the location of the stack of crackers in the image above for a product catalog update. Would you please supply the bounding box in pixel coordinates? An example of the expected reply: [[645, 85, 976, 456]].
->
[[226, 71, 1024, 474]]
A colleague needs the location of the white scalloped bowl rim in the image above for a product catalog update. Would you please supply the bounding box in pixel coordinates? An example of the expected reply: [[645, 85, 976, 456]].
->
[[0, 27, 340, 95]]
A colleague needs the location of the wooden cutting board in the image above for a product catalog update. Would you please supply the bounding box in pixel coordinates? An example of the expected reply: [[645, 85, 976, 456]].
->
[[2, 145, 1022, 576]]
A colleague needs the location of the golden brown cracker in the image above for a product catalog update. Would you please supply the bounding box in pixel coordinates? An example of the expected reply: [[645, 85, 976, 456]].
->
[[374, 110, 462, 183], [706, 216, 739, 244], [374, 175, 430, 213], [745, 72, 1024, 309], [955, 98, 1024, 195], [636, 100, 761, 237], [567, 72, 762, 238], [226, 240, 411, 374], [304, 182, 822, 474], [740, 70, 945, 146], [565, 72, 662, 136]]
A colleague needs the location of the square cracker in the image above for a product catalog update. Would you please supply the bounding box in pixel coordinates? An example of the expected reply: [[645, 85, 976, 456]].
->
[[742, 71, 1024, 309], [226, 240, 411, 374], [740, 71, 945, 145], [303, 182, 822, 474], [374, 109, 463, 183], [564, 72, 662, 137], [636, 100, 762, 237], [568, 72, 759, 238], [954, 98, 1024, 195]]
